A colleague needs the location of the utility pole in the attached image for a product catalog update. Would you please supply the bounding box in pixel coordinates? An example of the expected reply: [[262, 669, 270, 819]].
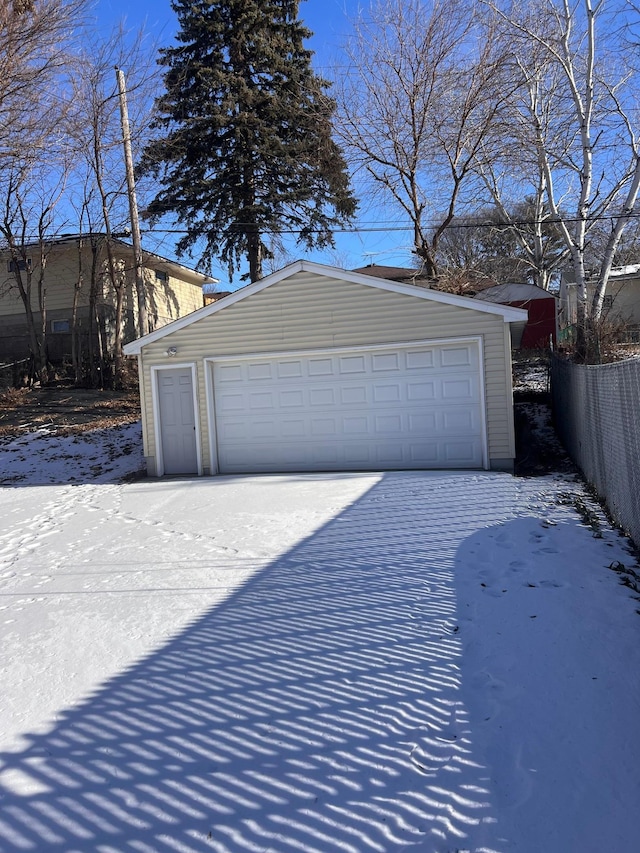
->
[[116, 66, 149, 337]]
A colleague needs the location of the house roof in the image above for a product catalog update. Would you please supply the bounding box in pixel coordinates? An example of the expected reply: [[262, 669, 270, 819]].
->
[[563, 264, 640, 285], [474, 282, 558, 303], [352, 264, 432, 285], [608, 264, 640, 279], [0, 233, 218, 287], [123, 259, 528, 355]]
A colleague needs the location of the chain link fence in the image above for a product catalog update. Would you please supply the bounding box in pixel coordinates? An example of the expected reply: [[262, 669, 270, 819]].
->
[[551, 354, 640, 548]]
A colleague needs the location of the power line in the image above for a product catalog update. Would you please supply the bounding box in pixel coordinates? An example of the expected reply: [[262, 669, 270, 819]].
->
[[8, 209, 640, 245], [138, 209, 640, 238]]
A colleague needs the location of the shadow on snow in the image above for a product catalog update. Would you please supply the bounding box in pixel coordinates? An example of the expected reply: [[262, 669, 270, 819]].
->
[[0, 472, 524, 852]]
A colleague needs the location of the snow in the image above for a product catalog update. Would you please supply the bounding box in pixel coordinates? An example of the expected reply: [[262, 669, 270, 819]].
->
[[0, 422, 144, 485], [0, 430, 639, 852], [513, 360, 549, 394], [608, 264, 640, 278]]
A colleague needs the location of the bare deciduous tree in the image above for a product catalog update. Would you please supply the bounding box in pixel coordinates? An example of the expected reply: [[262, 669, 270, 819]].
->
[[436, 199, 568, 290], [335, 0, 510, 279], [0, 0, 85, 382], [482, 0, 640, 358], [0, 0, 84, 152], [67, 26, 158, 387], [0, 160, 68, 383]]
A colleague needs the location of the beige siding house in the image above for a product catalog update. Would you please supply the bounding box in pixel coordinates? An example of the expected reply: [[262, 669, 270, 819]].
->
[[124, 261, 527, 477], [560, 265, 640, 332], [0, 235, 216, 362]]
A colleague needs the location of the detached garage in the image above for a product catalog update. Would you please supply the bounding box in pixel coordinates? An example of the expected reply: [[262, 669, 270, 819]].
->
[[123, 261, 527, 477]]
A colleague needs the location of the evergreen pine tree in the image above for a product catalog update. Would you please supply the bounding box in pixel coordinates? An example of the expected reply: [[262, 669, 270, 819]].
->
[[140, 0, 357, 281]]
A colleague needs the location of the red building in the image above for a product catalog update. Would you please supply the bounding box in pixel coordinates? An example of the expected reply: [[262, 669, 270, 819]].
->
[[474, 283, 558, 349]]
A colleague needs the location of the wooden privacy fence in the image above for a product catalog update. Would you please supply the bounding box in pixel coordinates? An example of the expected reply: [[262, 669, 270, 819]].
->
[[551, 354, 640, 548]]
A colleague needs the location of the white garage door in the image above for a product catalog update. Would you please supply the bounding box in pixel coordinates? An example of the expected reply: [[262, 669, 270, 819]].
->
[[210, 341, 486, 473]]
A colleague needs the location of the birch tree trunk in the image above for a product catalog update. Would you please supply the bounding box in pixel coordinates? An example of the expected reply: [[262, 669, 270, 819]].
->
[[482, 0, 640, 360]]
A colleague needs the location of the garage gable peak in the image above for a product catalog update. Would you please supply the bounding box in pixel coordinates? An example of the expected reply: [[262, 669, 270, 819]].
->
[[123, 260, 527, 355]]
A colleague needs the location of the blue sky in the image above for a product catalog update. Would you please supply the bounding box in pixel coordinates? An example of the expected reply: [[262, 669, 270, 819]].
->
[[92, 0, 414, 284]]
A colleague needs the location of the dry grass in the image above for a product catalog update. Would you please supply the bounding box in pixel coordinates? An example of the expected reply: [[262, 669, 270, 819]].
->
[[0, 384, 141, 438]]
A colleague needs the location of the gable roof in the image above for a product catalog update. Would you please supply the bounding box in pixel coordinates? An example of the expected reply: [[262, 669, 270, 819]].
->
[[474, 282, 559, 303], [351, 263, 433, 285], [123, 259, 528, 355]]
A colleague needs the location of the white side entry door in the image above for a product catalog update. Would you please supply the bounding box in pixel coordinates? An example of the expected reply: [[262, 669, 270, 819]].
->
[[156, 366, 199, 475]]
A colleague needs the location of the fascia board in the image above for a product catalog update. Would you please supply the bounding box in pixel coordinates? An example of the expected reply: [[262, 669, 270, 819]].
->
[[142, 254, 217, 285]]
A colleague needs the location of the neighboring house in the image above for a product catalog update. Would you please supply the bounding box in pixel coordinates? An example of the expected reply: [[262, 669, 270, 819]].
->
[[559, 265, 640, 334], [474, 282, 558, 349], [203, 289, 233, 306], [123, 260, 527, 477], [0, 234, 217, 363], [352, 263, 433, 287]]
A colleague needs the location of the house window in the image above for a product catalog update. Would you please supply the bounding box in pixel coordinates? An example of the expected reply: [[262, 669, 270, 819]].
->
[[51, 319, 70, 333], [7, 258, 32, 273], [155, 269, 168, 283], [602, 294, 614, 309]]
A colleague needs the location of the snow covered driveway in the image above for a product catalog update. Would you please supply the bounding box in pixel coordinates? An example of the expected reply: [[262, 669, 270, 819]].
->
[[0, 468, 639, 852]]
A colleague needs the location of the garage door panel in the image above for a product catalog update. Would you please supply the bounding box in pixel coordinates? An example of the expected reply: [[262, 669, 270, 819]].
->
[[345, 446, 371, 464], [212, 341, 485, 473], [313, 445, 340, 464], [311, 418, 338, 435], [344, 416, 368, 434], [444, 440, 481, 462], [441, 378, 475, 399], [247, 391, 274, 409], [409, 442, 440, 463], [406, 349, 434, 369], [407, 381, 436, 400], [246, 362, 272, 381], [308, 358, 333, 376], [309, 388, 336, 405], [440, 346, 474, 367], [340, 385, 368, 405], [277, 360, 304, 378], [216, 363, 244, 382], [251, 420, 278, 439], [408, 413, 437, 432], [373, 383, 401, 403], [372, 352, 400, 371], [217, 392, 244, 412], [339, 355, 367, 374], [376, 445, 404, 464], [217, 418, 247, 441], [281, 419, 306, 437], [279, 389, 304, 407], [443, 409, 477, 431], [374, 414, 403, 433]]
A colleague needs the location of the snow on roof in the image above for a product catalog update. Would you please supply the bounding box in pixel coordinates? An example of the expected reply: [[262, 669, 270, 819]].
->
[[608, 264, 640, 278], [563, 264, 640, 283]]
